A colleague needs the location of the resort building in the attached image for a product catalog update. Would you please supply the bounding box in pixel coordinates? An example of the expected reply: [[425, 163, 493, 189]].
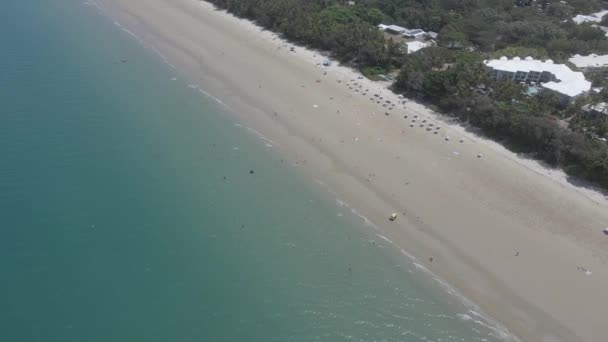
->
[[485, 57, 592, 99], [569, 54, 608, 70], [403, 29, 427, 39], [378, 24, 407, 35]]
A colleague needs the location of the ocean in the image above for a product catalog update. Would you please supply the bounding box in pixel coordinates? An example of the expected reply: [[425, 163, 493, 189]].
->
[[0, 1, 511, 341]]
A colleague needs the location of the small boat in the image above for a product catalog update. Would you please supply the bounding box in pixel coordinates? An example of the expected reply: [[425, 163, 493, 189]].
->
[[389, 213, 398, 221]]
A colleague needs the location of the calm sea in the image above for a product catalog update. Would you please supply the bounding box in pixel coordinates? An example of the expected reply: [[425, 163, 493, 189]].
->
[[0, 1, 511, 341]]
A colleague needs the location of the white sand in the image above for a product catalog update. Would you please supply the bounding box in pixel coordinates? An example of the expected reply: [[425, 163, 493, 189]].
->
[[92, 1, 608, 340]]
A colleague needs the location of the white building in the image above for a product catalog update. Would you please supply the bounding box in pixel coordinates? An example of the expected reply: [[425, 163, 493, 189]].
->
[[378, 24, 428, 39], [569, 54, 608, 69], [405, 41, 431, 54], [572, 10, 608, 24], [485, 57, 591, 98]]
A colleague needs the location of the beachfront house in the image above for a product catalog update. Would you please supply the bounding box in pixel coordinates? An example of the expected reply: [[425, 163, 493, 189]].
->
[[569, 54, 608, 71], [378, 24, 429, 40], [379, 24, 407, 35], [582, 102, 608, 119], [572, 10, 608, 24], [485, 57, 591, 101]]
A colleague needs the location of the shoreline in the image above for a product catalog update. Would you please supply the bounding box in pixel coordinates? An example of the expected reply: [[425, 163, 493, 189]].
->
[[90, 1, 608, 341]]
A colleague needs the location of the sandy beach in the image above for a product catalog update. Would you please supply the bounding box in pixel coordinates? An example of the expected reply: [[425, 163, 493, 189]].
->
[[90, 0, 608, 340]]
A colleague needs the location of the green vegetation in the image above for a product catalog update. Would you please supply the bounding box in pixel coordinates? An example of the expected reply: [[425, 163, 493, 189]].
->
[[361, 65, 387, 80], [206, 0, 608, 189], [490, 47, 549, 60]]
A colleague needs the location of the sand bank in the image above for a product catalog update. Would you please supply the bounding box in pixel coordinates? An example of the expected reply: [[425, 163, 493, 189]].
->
[[92, 0, 608, 340]]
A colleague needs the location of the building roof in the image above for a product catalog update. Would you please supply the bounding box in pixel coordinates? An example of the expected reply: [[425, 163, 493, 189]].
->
[[405, 41, 430, 54], [485, 57, 591, 98], [384, 25, 407, 33], [572, 10, 608, 24], [582, 102, 608, 115], [404, 28, 426, 37], [569, 54, 608, 68], [428, 31, 439, 39]]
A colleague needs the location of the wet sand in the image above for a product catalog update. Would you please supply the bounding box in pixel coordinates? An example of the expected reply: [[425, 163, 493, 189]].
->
[[93, 1, 608, 341]]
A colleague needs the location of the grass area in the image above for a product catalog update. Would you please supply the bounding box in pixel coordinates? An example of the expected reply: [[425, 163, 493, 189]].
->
[[361, 66, 386, 80]]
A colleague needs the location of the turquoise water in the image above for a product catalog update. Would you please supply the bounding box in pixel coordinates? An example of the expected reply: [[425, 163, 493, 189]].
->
[[0, 1, 510, 341]]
